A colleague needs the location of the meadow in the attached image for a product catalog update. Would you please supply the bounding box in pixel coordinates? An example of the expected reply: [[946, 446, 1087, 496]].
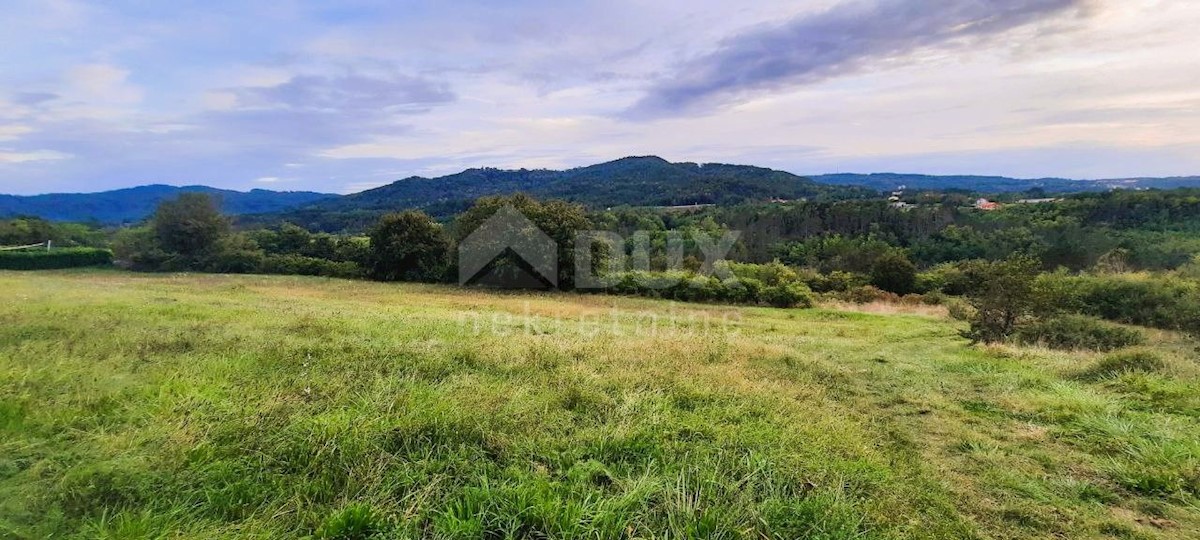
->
[[0, 270, 1197, 539]]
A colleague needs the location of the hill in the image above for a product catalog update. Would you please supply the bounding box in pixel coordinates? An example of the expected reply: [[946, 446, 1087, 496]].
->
[[260, 156, 873, 231], [2, 270, 1197, 538], [811, 172, 1200, 193], [0, 185, 333, 224]]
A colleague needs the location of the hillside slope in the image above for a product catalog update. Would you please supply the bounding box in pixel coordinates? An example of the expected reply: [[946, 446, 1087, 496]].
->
[[1, 271, 1196, 538]]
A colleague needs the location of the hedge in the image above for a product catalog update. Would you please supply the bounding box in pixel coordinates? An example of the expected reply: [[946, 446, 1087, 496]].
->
[[601, 270, 814, 308], [0, 248, 114, 270]]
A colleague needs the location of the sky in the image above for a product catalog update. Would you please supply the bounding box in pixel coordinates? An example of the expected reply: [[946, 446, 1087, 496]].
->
[[1, 0, 1199, 195]]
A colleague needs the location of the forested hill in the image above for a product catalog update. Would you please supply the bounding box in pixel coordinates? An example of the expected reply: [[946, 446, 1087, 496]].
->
[[0, 185, 333, 224], [10, 157, 1200, 227], [259, 156, 875, 231], [811, 172, 1200, 193]]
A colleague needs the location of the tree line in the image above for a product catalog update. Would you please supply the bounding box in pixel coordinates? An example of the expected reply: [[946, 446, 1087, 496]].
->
[[25, 187, 1200, 345]]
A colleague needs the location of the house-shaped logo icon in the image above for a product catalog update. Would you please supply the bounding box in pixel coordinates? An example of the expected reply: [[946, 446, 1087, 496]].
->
[[458, 205, 558, 288]]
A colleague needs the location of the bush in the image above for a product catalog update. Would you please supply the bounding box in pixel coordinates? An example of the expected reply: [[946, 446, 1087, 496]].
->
[[945, 298, 975, 321], [1041, 273, 1200, 336], [803, 270, 867, 293], [761, 283, 815, 308], [870, 251, 917, 295], [112, 226, 176, 271], [915, 263, 971, 295], [259, 255, 362, 279], [204, 234, 265, 274], [961, 256, 1041, 343], [722, 260, 799, 287], [0, 248, 113, 270], [835, 285, 899, 304], [1013, 315, 1145, 351], [600, 271, 815, 308]]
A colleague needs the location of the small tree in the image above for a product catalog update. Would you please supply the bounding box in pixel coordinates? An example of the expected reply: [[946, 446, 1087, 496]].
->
[[870, 250, 917, 295], [368, 211, 450, 282], [152, 193, 229, 263], [961, 255, 1042, 343], [453, 194, 593, 289]]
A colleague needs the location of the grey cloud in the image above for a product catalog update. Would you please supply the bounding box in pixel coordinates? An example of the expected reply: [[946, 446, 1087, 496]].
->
[[234, 74, 455, 112], [12, 92, 59, 106], [2, 74, 445, 193], [626, 0, 1093, 119]]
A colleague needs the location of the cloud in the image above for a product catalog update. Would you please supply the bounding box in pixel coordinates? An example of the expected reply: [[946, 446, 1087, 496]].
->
[[65, 63, 143, 104], [11, 92, 59, 106], [0, 125, 33, 141], [231, 73, 455, 113], [0, 149, 72, 163], [625, 0, 1095, 119]]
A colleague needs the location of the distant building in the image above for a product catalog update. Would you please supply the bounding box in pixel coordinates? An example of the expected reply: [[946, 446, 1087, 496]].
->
[[1016, 197, 1061, 204], [974, 198, 1000, 211]]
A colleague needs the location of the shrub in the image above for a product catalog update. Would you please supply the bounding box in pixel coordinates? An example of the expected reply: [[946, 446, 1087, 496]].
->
[[204, 234, 265, 274], [761, 283, 815, 308], [962, 255, 1041, 343], [1013, 315, 1145, 351], [0, 248, 113, 270], [1046, 273, 1200, 336], [722, 260, 799, 287], [915, 263, 971, 295], [259, 255, 361, 279], [835, 285, 899, 304], [945, 298, 976, 321], [870, 251, 917, 295], [601, 271, 789, 307], [1177, 254, 1200, 280]]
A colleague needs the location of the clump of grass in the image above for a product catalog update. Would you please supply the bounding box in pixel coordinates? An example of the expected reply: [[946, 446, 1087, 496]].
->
[[1013, 315, 1145, 352], [1076, 351, 1166, 381], [316, 503, 387, 539], [1105, 438, 1200, 497]]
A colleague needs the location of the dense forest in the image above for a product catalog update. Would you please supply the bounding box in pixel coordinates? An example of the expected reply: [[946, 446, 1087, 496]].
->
[[242, 156, 877, 231]]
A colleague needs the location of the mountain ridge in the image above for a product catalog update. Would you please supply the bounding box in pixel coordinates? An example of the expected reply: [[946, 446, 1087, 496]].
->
[[810, 172, 1200, 193], [0, 185, 334, 224], [6, 156, 1200, 225]]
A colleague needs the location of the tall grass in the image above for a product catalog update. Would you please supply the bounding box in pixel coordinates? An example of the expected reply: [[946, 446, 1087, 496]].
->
[[0, 270, 1196, 539]]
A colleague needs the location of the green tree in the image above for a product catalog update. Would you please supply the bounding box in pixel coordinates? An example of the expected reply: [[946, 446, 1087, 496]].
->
[[961, 255, 1042, 343], [368, 211, 450, 282], [453, 194, 593, 289], [870, 251, 917, 295], [152, 193, 229, 262]]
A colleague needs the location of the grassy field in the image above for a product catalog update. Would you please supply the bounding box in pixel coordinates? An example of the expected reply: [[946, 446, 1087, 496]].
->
[[0, 270, 1197, 539]]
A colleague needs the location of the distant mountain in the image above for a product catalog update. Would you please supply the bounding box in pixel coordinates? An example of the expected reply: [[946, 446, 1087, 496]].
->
[[0, 185, 334, 224], [12, 160, 1200, 229], [254, 156, 875, 231], [810, 173, 1200, 193]]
